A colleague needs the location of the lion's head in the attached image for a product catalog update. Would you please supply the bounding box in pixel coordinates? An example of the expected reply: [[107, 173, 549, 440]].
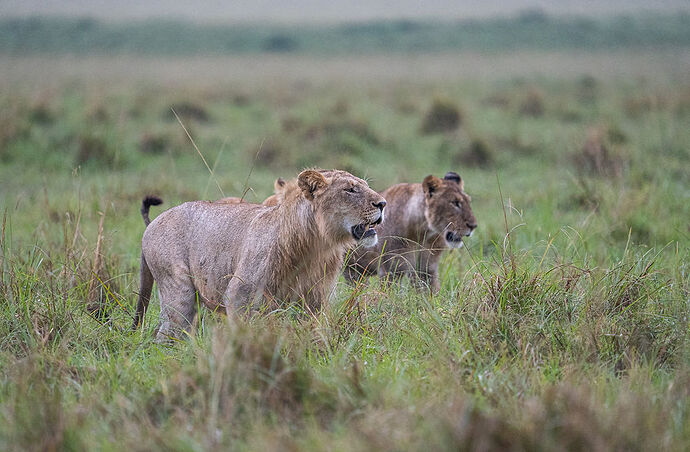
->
[[293, 169, 386, 248], [422, 171, 477, 249]]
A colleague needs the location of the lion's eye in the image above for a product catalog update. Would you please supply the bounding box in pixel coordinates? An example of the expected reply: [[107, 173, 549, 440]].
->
[[345, 187, 357, 193]]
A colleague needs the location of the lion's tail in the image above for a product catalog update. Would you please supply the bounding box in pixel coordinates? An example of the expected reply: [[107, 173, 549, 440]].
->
[[133, 195, 162, 331], [141, 196, 163, 227]]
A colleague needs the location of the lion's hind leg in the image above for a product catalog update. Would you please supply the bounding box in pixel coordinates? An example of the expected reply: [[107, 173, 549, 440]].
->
[[155, 278, 199, 343], [415, 250, 441, 294]]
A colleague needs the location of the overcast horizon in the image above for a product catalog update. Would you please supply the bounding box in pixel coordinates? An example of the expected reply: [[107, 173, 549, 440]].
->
[[1, 0, 689, 23]]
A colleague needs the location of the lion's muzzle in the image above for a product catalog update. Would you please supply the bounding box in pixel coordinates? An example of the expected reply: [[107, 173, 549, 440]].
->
[[444, 231, 465, 249], [351, 207, 384, 247], [352, 223, 376, 241]]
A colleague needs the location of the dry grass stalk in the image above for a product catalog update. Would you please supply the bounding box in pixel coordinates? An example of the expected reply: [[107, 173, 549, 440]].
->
[[86, 211, 112, 320]]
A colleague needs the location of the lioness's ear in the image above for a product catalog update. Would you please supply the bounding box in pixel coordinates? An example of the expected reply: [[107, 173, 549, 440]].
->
[[298, 170, 327, 200], [274, 177, 286, 192], [423, 175, 442, 198], [443, 171, 464, 190]]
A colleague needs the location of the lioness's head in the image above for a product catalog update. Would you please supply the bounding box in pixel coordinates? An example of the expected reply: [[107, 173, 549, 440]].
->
[[297, 169, 386, 247], [422, 171, 477, 249], [261, 178, 287, 206]]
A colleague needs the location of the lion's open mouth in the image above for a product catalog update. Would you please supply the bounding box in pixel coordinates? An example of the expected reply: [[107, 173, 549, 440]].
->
[[445, 231, 463, 244], [352, 222, 378, 241]]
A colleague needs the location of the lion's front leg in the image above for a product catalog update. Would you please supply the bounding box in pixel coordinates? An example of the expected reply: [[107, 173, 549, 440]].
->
[[378, 252, 414, 289], [223, 273, 267, 316], [415, 250, 441, 294], [413, 270, 440, 294]]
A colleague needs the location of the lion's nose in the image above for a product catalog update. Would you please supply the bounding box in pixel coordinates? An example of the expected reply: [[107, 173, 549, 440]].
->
[[373, 200, 386, 211]]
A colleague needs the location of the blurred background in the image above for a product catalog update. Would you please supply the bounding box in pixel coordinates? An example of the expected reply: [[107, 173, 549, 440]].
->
[[1, 0, 689, 254]]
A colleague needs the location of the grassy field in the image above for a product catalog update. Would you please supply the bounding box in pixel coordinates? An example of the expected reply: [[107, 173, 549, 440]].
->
[[0, 51, 689, 450]]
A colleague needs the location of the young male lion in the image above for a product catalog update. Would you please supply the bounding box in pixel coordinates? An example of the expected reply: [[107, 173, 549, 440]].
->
[[132, 169, 386, 342], [344, 172, 476, 293]]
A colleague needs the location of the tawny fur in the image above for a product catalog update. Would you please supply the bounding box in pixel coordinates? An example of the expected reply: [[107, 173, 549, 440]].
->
[[254, 171, 477, 293], [345, 172, 477, 293], [132, 170, 386, 342]]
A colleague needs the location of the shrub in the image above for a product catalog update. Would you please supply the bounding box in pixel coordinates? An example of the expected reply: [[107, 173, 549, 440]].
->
[[420, 99, 462, 134], [165, 102, 210, 123], [28, 102, 55, 125], [572, 127, 626, 178], [303, 118, 380, 146], [454, 138, 496, 168], [624, 94, 666, 118], [138, 132, 170, 155], [74, 134, 117, 168], [247, 137, 287, 168], [518, 88, 545, 117]]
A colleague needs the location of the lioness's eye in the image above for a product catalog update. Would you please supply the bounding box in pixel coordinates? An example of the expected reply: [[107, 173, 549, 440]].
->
[[345, 187, 357, 193], [453, 200, 461, 208]]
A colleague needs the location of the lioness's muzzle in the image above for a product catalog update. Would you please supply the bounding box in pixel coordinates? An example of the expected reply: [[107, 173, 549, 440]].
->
[[445, 231, 463, 243]]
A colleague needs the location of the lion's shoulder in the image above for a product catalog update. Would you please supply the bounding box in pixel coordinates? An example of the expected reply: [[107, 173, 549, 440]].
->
[[382, 182, 421, 199], [380, 183, 425, 215]]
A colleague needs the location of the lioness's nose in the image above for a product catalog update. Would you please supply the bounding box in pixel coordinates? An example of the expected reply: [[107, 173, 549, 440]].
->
[[373, 200, 386, 210], [466, 221, 477, 230]]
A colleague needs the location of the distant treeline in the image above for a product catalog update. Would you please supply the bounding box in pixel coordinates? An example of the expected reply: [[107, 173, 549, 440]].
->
[[2, 11, 690, 55]]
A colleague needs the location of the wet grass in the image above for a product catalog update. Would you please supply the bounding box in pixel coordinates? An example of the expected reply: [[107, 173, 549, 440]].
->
[[0, 66, 688, 450]]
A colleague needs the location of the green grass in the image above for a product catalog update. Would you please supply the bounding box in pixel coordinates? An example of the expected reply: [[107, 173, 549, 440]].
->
[[0, 60, 689, 450]]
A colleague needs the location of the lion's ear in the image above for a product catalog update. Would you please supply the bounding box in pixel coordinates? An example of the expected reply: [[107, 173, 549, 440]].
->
[[443, 171, 464, 190], [298, 170, 327, 200], [274, 177, 286, 192], [423, 175, 442, 198]]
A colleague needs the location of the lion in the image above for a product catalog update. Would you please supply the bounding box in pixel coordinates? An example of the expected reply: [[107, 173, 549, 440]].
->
[[246, 171, 477, 293], [132, 169, 387, 342], [344, 171, 476, 293]]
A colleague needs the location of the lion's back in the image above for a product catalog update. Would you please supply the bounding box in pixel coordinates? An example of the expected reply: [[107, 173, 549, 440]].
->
[[142, 201, 271, 274]]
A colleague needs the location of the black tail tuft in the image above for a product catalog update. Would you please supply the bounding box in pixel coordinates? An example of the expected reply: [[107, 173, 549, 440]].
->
[[141, 196, 163, 226], [143, 196, 163, 208]]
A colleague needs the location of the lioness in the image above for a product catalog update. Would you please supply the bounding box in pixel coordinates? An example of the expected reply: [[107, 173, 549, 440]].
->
[[216, 172, 342, 207], [132, 169, 386, 341], [215, 178, 287, 206], [344, 172, 476, 293]]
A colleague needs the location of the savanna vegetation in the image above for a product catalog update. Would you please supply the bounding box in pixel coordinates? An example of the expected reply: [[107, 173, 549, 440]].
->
[[2, 12, 690, 55], [0, 14, 689, 450]]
